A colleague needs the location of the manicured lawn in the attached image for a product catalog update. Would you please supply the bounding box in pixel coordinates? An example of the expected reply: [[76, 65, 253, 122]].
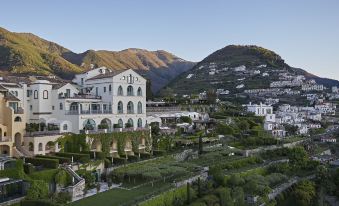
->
[[70, 182, 172, 206]]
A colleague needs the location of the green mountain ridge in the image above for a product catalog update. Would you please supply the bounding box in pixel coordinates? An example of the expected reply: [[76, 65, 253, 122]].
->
[[0, 27, 195, 92], [164, 45, 339, 95]]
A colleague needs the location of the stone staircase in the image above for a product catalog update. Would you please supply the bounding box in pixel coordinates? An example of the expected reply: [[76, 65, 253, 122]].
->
[[15, 145, 33, 157], [61, 165, 85, 200]]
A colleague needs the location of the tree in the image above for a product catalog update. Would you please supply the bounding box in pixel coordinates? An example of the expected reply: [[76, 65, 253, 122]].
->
[[146, 79, 153, 100], [232, 187, 245, 206], [206, 89, 217, 104], [227, 174, 244, 188], [238, 120, 250, 131], [284, 124, 298, 136], [26, 180, 49, 200], [288, 147, 308, 168], [292, 180, 316, 206], [216, 187, 234, 206], [180, 116, 192, 124]]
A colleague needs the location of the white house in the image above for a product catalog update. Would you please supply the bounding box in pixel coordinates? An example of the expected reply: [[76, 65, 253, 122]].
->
[[244, 102, 273, 117]]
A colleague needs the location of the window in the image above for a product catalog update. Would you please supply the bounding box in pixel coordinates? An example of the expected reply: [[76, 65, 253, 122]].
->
[[30, 105, 33, 111], [127, 118, 134, 127], [38, 143, 43, 151], [27, 90, 31, 97], [118, 119, 123, 128], [95, 87, 98, 96], [127, 101, 134, 114], [137, 102, 142, 114], [117, 101, 123, 114], [66, 89, 71, 98], [127, 86, 134, 96], [63, 124, 68, 130], [43, 90, 48, 99], [109, 84, 112, 92], [14, 116, 22, 122], [59, 103, 63, 110], [52, 106, 55, 110], [15, 91, 18, 96], [137, 87, 142, 96], [34, 90, 38, 99], [104, 87, 106, 92], [137, 118, 142, 128], [81, 78, 84, 85], [118, 86, 123, 96]]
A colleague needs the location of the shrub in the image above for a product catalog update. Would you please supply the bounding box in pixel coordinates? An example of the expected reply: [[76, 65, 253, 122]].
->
[[77, 170, 96, 189], [36, 155, 71, 164], [113, 157, 127, 165], [54, 152, 90, 163], [23, 163, 35, 174], [127, 155, 139, 162], [25, 157, 59, 169], [153, 150, 166, 156], [26, 180, 49, 200], [135, 152, 152, 159], [82, 151, 106, 160]]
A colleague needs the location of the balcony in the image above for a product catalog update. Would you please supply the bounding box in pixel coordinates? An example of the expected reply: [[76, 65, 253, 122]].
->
[[65, 109, 113, 115], [0, 136, 11, 142], [13, 107, 24, 114], [59, 94, 102, 100]]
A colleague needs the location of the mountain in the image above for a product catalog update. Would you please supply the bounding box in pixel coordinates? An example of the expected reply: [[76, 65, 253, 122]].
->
[[0, 27, 195, 92], [164, 45, 339, 95]]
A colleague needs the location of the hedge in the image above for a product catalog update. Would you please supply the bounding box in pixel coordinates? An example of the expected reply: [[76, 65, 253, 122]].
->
[[82, 151, 106, 160], [29, 169, 59, 183], [21, 200, 60, 206], [24, 163, 35, 174], [153, 150, 166, 156], [135, 152, 152, 159], [36, 155, 71, 164], [113, 157, 127, 165], [54, 152, 90, 163], [127, 155, 139, 162], [25, 157, 59, 169]]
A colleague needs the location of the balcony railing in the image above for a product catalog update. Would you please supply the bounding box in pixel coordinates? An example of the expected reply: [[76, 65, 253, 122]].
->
[[0, 136, 12, 142], [59, 94, 102, 100], [24, 130, 61, 137], [65, 110, 113, 115], [13, 107, 24, 114]]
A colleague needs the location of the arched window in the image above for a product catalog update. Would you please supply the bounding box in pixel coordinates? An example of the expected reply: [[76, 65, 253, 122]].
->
[[83, 119, 96, 130], [38, 143, 43, 151], [14, 116, 22, 122], [29, 142, 34, 151], [118, 119, 123, 128], [137, 87, 142, 96], [59, 103, 63, 110], [118, 86, 123, 96], [127, 101, 134, 114], [127, 86, 134, 96], [117, 101, 123, 114], [63, 124, 68, 131], [137, 102, 142, 114], [127, 118, 134, 128], [43, 90, 48, 99], [34, 90, 38, 99], [137, 118, 142, 128]]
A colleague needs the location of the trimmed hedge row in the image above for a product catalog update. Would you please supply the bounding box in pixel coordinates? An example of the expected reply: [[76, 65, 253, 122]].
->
[[81, 151, 106, 160], [153, 150, 166, 156], [25, 157, 59, 169], [36, 155, 71, 164], [135, 152, 152, 159], [54, 152, 90, 163], [112, 157, 127, 165]]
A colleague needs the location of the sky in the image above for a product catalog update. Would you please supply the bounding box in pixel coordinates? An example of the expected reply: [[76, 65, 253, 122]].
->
[[1, 0, 339, 80]]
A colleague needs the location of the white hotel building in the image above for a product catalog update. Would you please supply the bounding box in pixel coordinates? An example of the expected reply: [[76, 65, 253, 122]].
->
[[5, 68, 147, 135]]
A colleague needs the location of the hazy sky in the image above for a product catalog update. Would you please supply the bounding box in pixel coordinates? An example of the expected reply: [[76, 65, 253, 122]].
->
[[1, 0, 338, 80]]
